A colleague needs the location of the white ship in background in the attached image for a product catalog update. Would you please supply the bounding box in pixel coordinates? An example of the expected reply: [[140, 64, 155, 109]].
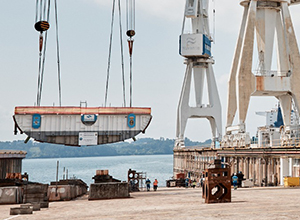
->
[[254, 105, 299, 148]]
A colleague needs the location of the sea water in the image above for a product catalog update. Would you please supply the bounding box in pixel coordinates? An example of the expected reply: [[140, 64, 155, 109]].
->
[[22, 154, 173, 187]]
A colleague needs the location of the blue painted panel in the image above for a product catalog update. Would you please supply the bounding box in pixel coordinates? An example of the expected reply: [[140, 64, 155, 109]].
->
[[203, 35, 211, 57], [32, 114, 41, 129], [127, 114, 136, 128], [179, 35, 182, 55], [81, 114, 97, 122], [81, 114, 98, 126], [274, 106, 284, 127]]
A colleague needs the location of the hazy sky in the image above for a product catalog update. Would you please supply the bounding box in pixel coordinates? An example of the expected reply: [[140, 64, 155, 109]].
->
[[1, 1, 300, 142]]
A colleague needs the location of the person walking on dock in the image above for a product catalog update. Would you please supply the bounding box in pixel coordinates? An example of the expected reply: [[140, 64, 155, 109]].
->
[[153, 179, 158, 191], [200, 177, 204, 188], [146, 178, 151, 191], [192, 180, 196, 188], [237, 171, 244, 187], [274, 173, 278, 186], [185, 178, 189, 188], [232, 173, 238, 190]]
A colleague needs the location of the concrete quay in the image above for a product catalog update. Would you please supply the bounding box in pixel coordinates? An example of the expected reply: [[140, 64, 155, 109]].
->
[[1, 187, 300, 220]]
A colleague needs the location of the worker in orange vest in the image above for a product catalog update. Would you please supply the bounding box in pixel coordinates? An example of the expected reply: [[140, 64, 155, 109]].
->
[[153, 179, 158, 191]]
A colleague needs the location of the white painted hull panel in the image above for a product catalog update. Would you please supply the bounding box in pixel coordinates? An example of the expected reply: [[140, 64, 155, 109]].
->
[[13, 107, 152, 146]]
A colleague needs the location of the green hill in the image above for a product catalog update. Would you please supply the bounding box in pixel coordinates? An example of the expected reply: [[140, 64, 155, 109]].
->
[[0, 138, 211, 159]]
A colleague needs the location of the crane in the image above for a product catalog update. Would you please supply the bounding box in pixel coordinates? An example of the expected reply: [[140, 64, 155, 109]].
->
[[223, 0, 300, 148], [175, 0, 222, 148]]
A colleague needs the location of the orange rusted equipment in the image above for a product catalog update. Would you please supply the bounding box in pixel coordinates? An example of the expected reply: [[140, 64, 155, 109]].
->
[[202, 160, 231, 204]]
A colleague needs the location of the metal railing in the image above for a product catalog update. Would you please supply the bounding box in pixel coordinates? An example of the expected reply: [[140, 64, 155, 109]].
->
[[254, 70, 291, 77]]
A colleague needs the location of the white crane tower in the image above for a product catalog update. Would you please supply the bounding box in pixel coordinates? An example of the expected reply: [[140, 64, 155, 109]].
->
[[175, 0, 222, 148], [223, 0, 300, 147]]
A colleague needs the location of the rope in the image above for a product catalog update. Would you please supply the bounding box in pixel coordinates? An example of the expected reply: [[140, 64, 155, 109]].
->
[[104, 0, 116, 107], [54, 0, 62, 106], [118, 0, 126, 107]]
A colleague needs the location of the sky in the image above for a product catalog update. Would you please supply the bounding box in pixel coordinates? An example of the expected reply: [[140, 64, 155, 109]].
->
[[1, 0, 300, 143]]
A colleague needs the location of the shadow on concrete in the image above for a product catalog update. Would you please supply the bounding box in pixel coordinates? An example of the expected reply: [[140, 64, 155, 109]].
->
[[230, 201, 247, 203]]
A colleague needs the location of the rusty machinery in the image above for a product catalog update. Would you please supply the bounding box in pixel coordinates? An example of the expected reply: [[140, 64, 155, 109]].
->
[[92, 170, 121, 183], [128, 169, 146, 192], [202, 159, 231, 204]]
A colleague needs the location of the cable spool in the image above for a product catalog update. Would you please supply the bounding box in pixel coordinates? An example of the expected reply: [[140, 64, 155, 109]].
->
[[34, 21, 50, 33]]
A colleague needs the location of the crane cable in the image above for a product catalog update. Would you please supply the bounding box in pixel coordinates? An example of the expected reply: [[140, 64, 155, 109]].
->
[[36, 0, 43, 106], [35, 0, 62, 106], [129, 44, 133, 107], [104, 0, 116, 107], [104, 0, 126, 107], [212, 0, 216, 43], [35, 0, 50, 106], [126, 0, 135, 108], [54, 0, 62, 106], [118, 0, 126, 108]]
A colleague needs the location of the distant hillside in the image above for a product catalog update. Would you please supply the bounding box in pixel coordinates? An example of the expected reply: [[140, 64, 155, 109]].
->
[[0, 138, 211, 159]]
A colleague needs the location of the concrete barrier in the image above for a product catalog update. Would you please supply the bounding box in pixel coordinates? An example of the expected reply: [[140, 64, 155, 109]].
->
[[48, 179, 88, 201], [21, 203, 41, 211], [40, 201, 49, 208], [10, 207, 33, 215], [23, 184, 49, 203], [48, 184, 87, 201], [0, 186, 23, 204], [48, 185, 73, 201], [88, 182, 130, 200]]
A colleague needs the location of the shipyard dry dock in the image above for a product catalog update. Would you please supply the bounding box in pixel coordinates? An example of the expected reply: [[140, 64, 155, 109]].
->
[[1, 187, 300, 219]]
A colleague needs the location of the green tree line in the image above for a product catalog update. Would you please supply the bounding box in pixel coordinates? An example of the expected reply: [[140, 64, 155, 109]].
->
[[0, 138, 211, 159]]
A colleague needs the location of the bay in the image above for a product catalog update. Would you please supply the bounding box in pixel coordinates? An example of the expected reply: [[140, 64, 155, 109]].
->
[[22, 154, 173, 187]]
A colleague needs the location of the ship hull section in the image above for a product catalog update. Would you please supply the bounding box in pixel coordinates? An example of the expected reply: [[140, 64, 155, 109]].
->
[[14, 107, 152, 146]]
